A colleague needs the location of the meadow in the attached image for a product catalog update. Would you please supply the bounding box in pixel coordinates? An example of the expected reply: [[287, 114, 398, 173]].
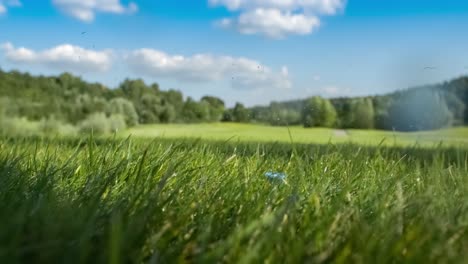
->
[[126, 123, 468, 147], [0, 132, 467, 263]]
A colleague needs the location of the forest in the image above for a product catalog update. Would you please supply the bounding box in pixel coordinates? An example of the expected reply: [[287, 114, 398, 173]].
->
[[240, 79, 468, 131], [0, 70, 225, 135], [1, 68, 467, 136]]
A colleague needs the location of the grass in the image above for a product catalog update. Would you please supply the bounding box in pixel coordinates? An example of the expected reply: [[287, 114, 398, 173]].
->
[[125, 123, 468, 147], [0, 136, 467, 263]]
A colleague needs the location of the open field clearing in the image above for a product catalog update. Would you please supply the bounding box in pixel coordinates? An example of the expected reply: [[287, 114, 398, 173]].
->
[[4, 1, 468, 263], [0, 137, 467, 263], [125, 123, 468, 147]]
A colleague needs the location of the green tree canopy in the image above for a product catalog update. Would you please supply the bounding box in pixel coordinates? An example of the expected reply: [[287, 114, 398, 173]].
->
[[232, 102, 250, 123], [350, 98, 375, 129], [201, 96, 225, 122], [302, 97, 337, 128]]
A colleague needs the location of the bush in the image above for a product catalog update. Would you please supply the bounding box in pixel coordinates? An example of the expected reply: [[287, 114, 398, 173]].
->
[[79, 113, 111, 135], [0, 116, 78, 137], [107, 98, 139, 126], [57, 124, 79, 136], [39, 116, 78, 136], [0, 117, 41, 137], [78, 113, 127, 135], [108, 114, 127, 133]]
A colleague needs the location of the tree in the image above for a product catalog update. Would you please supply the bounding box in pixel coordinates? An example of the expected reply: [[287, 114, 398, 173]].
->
[[249, 106, 271, 124], [301, 97, 337, 128], [321, 99, 338, 127], [302, 97, 321, 128], [201, 96, 225, 122], [222, 109, 234, 122], [182, 97, 210, 123], [140, 94, 164, 124], [158, 89, 184, 122], [107, 98, 139, 126], [117, 79, 151, 102], [159, 105, 177, 123], [232, 102, 250, 123], [350, 98, 375, 129], [1, 68, 466, 131], [161, 89, 184, 118]]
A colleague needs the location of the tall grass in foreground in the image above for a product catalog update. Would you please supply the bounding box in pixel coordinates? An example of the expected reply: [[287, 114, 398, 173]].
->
[[0, 137, 467, 263]]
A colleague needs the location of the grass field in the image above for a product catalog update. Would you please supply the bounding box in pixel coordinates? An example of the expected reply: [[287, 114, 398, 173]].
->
[[125, 123, 468, 147], [1, 136, 467, 263]]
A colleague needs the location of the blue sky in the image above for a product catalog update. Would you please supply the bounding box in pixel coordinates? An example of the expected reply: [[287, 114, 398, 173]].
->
[[1, 0, 468, 106]]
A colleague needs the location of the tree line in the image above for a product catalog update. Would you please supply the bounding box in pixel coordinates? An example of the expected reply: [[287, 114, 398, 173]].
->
[[1, 68, 467, 136], [0, 70, 225, 135], [225, 78, 468, 131]]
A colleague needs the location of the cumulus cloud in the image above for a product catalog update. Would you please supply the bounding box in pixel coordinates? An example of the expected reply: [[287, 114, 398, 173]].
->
[[210, 0, 346, 38], [0, 0, 22, 15], [126, 48, 291, 90], [209, 0, 345, 14], [218, 8, 320, 38], [1, 42, 112, 73], [52, 0, 138, 22]]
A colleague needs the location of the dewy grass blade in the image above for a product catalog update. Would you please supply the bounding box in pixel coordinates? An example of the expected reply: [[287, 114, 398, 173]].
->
[[0, 137, 467, 263]]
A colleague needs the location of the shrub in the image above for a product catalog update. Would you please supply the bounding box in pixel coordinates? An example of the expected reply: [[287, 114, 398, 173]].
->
[[107, 98, 139, 126], [0, 117, 41, 137], [57, 124, 78, 136], [108, 114, 127, 133], [39, 116, 62, 134], [79, 113, 111, 135], [39, 116, 78, 136], [78, 113, 127, 135]]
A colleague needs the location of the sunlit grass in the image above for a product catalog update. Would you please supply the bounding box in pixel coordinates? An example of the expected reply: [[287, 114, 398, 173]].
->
[[0, 136, 467, 263], [125, 123, 468, 147]]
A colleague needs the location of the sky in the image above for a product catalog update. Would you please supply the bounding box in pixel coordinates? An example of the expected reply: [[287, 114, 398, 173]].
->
[[1, 0, 468, 106]]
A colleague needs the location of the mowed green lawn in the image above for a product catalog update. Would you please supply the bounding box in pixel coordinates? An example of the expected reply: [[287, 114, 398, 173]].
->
[[125, 123, 468, 147]]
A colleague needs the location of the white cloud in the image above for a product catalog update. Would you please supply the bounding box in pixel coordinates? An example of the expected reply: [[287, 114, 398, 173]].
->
[[313, 75, 321, 81], [210, 0, 346, 38], [126, 48, 291, 90], [52, 0, 138, 22], [218, 8, 320, 38], [209, 0, 345, 15], [1, 42, 112, 73], [323, 86, 351, 96], [0, 0, 22, 15]]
